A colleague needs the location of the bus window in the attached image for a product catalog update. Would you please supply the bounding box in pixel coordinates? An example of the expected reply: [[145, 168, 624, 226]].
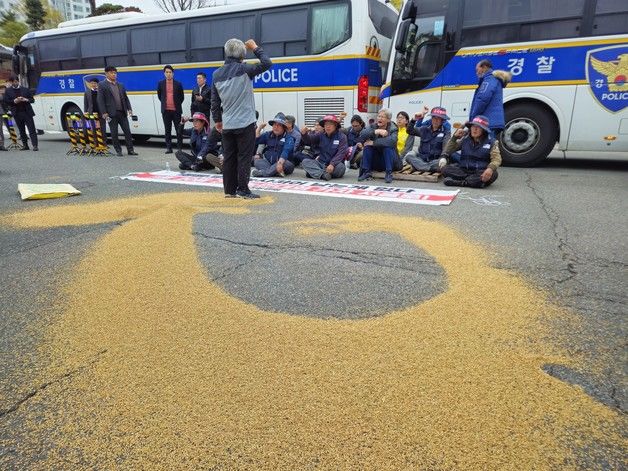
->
[[368, 0, 397, 39], [81, 30, 128, 69], [131, 23, 186, 65], [311, 2, 350, 54], [462, 0, 585, 45], [39, 36, 78, 61], [592, 0, 628, 36], [261, 8, 308, 57], [190, 15, 255, 62]]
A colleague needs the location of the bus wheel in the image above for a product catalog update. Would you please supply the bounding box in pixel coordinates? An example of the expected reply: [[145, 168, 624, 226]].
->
[[501, 103, 557, 167], [133, 135, 151, 145]]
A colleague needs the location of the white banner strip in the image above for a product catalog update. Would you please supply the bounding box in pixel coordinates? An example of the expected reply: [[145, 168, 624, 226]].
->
[[120, 171, 459, 206]]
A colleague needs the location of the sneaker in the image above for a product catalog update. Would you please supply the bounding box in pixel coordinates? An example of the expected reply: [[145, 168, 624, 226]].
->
[[321, 172, 332, 181], [357, 172, 372, 182], [32, 146, 38, 151], [236, 190, 261, 199], [20, 146, 29, 151], [165, 148, 173, 154], [251, 170, 263, 177], [384, 172, 393, 184], [115, 151, 123, 156], [127, 151, 138, 156], [443, 177, 465, 187]]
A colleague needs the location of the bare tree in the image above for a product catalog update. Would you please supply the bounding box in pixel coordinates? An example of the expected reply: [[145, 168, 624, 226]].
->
[[154, 0, 218, 12]]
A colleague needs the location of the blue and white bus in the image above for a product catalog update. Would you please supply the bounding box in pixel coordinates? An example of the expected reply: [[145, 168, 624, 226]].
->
[[13, 0, 398, 142], [381, 0, 628, 166]]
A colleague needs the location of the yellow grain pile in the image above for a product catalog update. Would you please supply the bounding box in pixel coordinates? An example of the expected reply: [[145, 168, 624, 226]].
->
[[2, 193, 625, 470]]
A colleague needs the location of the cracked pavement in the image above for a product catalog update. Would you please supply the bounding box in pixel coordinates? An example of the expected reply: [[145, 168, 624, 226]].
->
[[0, 136, 626, 467]]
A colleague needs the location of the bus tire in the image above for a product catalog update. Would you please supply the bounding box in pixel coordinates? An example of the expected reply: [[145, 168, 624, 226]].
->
[[133, 135, 150, 145], [501, 103, 557, 167]]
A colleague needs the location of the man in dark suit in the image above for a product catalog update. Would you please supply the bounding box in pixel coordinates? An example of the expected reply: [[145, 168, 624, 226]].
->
[[157, 65, 184, 154], [3, 75, 38, 151], [190, 71, 211, 117], [97, 66, 137, 156], [83, 77, 106, 137]]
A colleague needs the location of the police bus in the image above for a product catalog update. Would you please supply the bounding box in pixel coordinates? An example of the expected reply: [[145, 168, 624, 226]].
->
[[381, 0, 628, 166], [12, 0, 398, 143]]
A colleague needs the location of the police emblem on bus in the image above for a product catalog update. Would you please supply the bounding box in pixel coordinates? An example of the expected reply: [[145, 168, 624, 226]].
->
[[586, 45, 628, 113]]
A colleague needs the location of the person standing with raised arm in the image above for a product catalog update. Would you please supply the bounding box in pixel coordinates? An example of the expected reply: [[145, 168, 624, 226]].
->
[[211, 38, 272, 199]]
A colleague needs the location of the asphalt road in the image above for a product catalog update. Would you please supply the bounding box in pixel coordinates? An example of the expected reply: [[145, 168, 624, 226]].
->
[[0, 134, 626, 469]]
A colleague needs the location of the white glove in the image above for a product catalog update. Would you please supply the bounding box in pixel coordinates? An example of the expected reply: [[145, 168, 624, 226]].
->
[[438, 157, 447, 169]]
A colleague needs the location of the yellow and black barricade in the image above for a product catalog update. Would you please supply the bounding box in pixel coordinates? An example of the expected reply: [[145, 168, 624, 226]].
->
[[65, 112, 80, 155], [3, 112, 22, 150], [71, 113, 89, 155], [84, 113, 98, 156], [92, 112, 110, 155]]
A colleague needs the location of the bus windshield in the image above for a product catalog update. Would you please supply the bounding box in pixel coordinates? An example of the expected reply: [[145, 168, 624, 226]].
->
[[391, 0, 448, 93]]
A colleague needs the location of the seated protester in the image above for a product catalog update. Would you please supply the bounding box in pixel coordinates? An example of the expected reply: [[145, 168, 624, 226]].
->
[[412, 105, 452, 133], [396, 111, 415, 162], [204, 126, 224, 172], [440, 115, 501, 188], [252, 113, 295, 178], [176, 112, 221, 172], [300, 114, 347, 181], [405, 106, 451, 173], [291, 116, 323, 166], [358, 108, 400, 183], [284, 115, 302, 152], [341, 114, 369, 169]]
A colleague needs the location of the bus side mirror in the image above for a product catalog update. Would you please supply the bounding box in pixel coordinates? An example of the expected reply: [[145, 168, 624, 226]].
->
[[413, 41, 443, 80], [401, 0, 417, 21], [395, 20, 412, 53], [12, 55, 20, 75]]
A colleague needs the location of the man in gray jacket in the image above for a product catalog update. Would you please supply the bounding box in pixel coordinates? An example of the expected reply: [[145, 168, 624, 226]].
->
[[211, 38, 272, 199], [358, 109, 399, 183]]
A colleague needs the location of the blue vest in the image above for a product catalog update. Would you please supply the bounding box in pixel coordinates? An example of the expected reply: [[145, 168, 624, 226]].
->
[[418, 126, 447, 161], [261, 131, 290, 164], [459, 135, 494, 171], [318, 130, 346, 165]]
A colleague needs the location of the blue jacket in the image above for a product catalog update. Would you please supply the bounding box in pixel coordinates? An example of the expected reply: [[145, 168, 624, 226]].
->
[[469, 69, 510, 130], [181, 126, 214, 158], [256, 130, 295, 164], [301, 129, 347, 166], [408, 122, 451, 162]]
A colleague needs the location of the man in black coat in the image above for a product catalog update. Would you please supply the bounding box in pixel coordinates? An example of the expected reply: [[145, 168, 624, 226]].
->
[[156, 65, 184, 154], [3, 75, 38, 151], [83, 77, 106, 137], [97, 66, 137, 156], [190, 71, 211, 117]]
